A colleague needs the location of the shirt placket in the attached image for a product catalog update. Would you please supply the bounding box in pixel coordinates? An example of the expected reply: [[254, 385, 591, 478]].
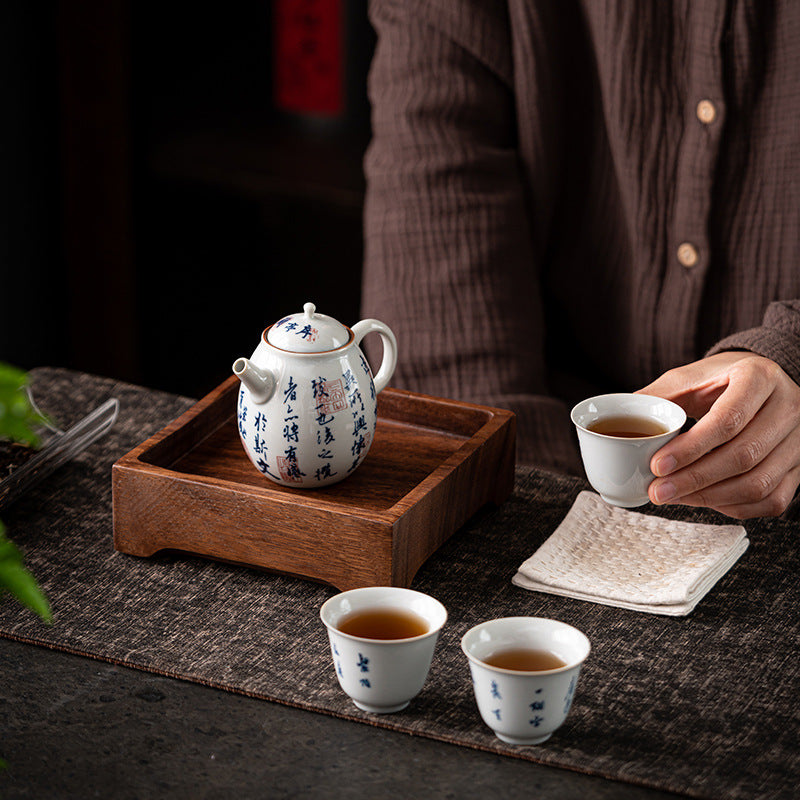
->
[[655, 1, 729, 371]]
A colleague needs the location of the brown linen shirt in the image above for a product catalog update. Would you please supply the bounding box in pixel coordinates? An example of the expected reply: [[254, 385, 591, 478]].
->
[[361, 0, 800, 473]]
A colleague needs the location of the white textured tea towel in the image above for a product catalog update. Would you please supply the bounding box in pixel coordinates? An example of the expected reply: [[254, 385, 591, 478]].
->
[[512, 492, 749, 616]]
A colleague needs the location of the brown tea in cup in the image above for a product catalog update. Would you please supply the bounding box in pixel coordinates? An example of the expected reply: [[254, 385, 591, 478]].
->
[[587, 415, 669, 438], [482, 647, 567, 672], [337, 607, 430, 640]]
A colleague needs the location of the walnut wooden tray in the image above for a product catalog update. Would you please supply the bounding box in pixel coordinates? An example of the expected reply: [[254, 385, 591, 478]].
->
[[112, 377, 515, 591]]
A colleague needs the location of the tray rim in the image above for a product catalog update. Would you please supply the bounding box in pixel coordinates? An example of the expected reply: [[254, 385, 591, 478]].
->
[[113, 376, 516, 524]]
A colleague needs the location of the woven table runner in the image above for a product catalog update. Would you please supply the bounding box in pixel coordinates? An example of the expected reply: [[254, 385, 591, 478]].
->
[[1, 368, 797, 800]]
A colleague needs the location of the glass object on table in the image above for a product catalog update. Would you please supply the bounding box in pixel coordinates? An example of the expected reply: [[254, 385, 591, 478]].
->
[[0, 386, 119, 509]]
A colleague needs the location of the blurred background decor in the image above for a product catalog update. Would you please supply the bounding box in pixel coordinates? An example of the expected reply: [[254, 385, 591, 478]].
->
[[2, 0, 374, 400]]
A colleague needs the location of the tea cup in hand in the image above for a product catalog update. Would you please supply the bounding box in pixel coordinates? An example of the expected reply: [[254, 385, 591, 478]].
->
[[461, 617, 590, 745], [320, 586, 447, 714], [571, 393, 686, 507]]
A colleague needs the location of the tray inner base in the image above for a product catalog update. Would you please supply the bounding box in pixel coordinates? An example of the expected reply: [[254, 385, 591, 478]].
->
[[145, 415, 475, 514]]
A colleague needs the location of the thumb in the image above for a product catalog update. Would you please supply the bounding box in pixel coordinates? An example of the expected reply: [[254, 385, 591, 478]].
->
[[636, 363, 728, 419]]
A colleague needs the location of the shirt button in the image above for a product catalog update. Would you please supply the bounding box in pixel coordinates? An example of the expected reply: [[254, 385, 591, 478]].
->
[[677, 242, 699, 268], [696, 99, 717, 124]]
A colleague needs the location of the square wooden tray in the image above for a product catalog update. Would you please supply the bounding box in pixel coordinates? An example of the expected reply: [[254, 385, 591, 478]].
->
[[112, 377, 516, 591]]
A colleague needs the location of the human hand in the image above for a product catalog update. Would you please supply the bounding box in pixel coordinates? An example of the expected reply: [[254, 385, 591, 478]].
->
[[636, 352, 800, 518]]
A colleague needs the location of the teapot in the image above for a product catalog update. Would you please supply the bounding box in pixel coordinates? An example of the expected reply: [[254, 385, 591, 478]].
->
[[232, 302, 398, 488]]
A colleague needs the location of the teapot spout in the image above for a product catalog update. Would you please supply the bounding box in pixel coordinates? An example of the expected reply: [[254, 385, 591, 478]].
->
[[232, 358, 275, 404]]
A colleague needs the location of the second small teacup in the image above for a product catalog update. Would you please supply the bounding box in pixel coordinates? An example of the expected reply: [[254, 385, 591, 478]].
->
[[571, 392, 686, 507], [320, 586, 447, 714], [461, 617, 590, 745]]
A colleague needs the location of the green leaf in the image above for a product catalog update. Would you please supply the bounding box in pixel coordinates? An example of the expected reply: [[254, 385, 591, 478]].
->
[[0, 523, 52, 624], [0, 362, 27, 390], [0, 362, 48, 447], [0, 364, 53, 624]]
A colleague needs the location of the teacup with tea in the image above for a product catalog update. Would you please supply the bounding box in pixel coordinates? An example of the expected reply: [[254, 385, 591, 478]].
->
[[461, 617, 590, 745], [571, 393, 686, 507], [320, 586, 447, 714]]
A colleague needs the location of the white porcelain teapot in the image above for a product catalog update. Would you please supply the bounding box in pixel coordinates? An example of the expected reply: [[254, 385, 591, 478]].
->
[[232, 302, 398, 488]]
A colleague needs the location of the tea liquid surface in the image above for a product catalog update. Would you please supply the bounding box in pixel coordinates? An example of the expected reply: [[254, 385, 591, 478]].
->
[[337, 607, 429, 640], [483, 647, 567, 672], [588, 415, 668, 438]]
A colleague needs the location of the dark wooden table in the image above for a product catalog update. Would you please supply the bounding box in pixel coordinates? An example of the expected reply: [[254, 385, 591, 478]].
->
[[0, 637, 681, 799]]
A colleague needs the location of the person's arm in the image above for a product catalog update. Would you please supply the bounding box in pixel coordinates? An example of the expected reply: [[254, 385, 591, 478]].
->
[[361, 0, 580, 473], [639, 301, 800, 518]]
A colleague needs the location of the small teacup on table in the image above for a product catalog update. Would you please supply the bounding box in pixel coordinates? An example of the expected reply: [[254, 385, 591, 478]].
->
[[571, 393, 686, 507], [461, 617, 590, 745], [320, 586, 447, 714]]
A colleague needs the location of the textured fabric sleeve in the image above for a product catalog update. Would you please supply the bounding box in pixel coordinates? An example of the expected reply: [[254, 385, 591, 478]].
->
[[361, 0, 581, 473], [706, 301, 800, 387]]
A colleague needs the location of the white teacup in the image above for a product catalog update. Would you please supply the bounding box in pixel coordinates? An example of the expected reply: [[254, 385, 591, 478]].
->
[[320, 586, 447, 714], [461, 617, 590, 745], [571, 393, 686, 507]]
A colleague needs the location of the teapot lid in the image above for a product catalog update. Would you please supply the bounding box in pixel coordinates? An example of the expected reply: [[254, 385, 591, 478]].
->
[[266, 302, 351, 353]]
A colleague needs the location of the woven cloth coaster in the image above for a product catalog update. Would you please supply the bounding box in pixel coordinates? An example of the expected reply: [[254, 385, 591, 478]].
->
[[512, 491, 749, 616]]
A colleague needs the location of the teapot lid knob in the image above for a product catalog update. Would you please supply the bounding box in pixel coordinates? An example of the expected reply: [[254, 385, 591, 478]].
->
[[266, 301, 350, 352]]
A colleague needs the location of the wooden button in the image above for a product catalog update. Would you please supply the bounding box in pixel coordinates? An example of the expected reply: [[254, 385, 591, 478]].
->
[[677, 242, 699, 268], [696, 99, 717, 124]]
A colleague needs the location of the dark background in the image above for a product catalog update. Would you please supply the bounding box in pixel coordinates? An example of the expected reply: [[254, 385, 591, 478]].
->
[[2, 1, 374, 400]]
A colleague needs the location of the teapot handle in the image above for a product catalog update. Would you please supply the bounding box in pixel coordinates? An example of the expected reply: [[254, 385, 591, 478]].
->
[[350, 319, 398, 395]]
